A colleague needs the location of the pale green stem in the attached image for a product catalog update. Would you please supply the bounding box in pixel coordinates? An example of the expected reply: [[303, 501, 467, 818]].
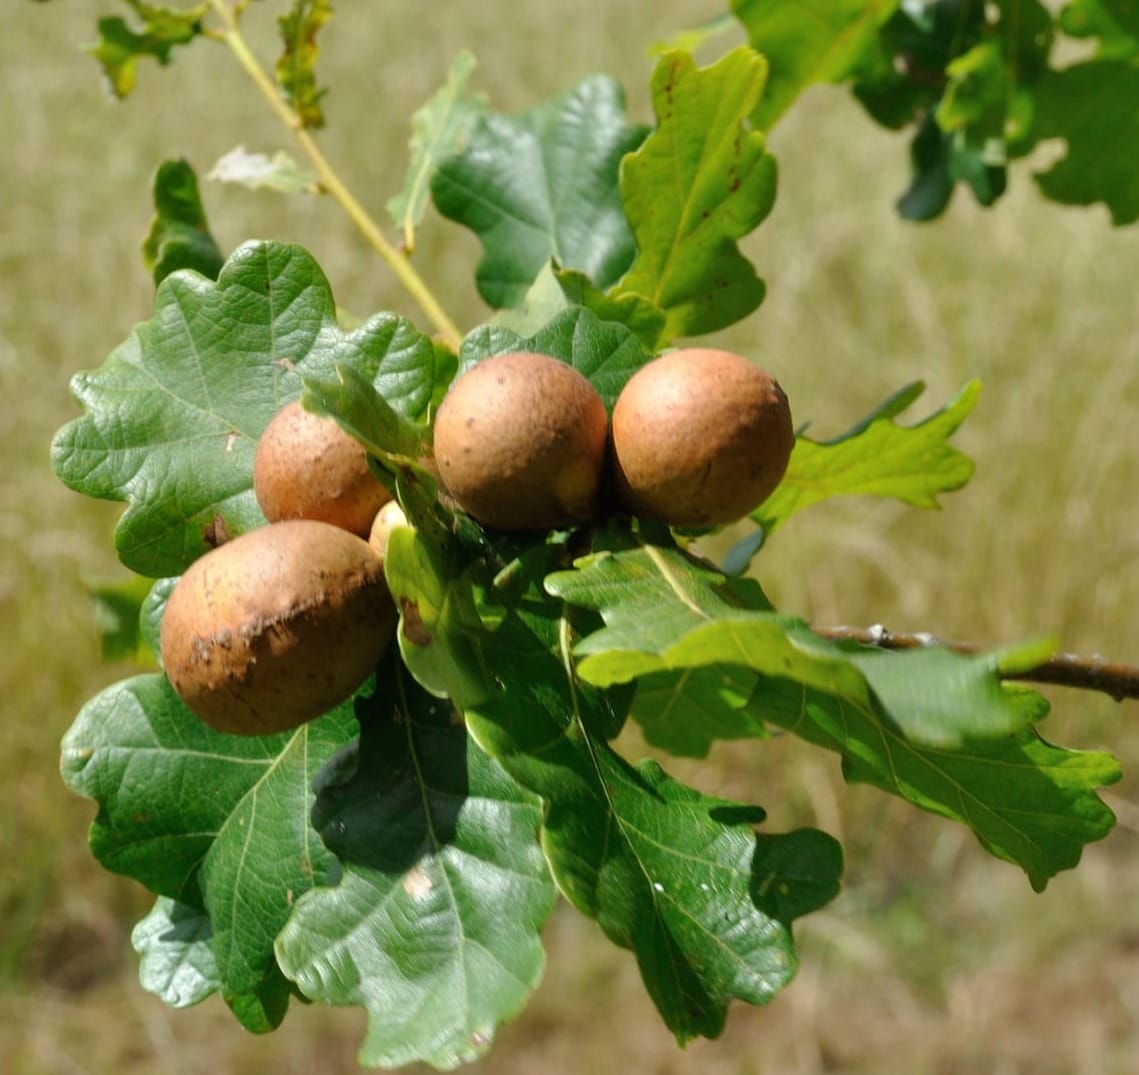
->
[[207, 1, 464, 350]]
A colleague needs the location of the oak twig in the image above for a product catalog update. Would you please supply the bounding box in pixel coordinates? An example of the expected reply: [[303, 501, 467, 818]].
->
[[815, 625, 1139, 702]]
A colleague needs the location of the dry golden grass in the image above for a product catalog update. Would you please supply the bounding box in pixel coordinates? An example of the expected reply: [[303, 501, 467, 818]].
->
[[2, 2, 1137, 1073]]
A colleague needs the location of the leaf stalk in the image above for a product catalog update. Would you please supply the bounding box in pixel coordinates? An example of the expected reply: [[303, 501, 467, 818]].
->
[[207, 0, 464, 350]]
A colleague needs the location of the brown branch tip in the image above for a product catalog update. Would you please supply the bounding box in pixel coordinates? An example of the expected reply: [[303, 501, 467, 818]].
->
[[814, 625, 1139, 703]]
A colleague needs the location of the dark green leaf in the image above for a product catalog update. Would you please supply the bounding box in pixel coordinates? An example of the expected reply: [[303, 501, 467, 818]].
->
[[555, 268, 669, 351], [1032, 59, 1139, 224], [140, 577, 175, 660], [276, 664, 556, 1069], [611, 49, 776, 346], [629, 665, 766, 758], [730, 0, 899, 130], [751, 675, 1120, 891], [458, 306, 650, 412], [385, 526, 842, 1040], [431, 75, 648, 308], [547, 537, 1119, 887], [1060, 0, 1139, 58], [276, 0, 332, 129], [142, 159, 225, 286], [50, 241, 437, 577], [60, 673, 358, 1029], [388, 51, 488, 252], [547, 538, 1043, 748], [132, 897, 220, 1009], [86, 1, 208, 98]]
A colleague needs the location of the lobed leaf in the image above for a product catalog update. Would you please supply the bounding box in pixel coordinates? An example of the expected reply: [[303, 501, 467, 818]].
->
[[730, 0, 899, 130], [60, 674, 358, 1028], [627, 665, 766, 759], [388, 52, 488, 252], [132, 897, 220, 1010], [547, 536, 1119, 887], [1032, 59, 1139, 225], [611, 48, 776, 347], [751, 675, 1120, 891], [385, 520, 843, 1040], [50, 240, 437, 577], [725, 380, 979, 570], [431, 75, 648, 309], [276, 663, 556, 1070], [142, 159, 225, 286], [87, 1, 208, 98]]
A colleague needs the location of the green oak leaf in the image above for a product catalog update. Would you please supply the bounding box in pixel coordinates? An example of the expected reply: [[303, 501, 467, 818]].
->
[[730, 0, 899, 130], [388, 51, 488, 252], [629, 665, 766, 758], [386, 527, 843, 1040], [142, 159, 225, 286], [610, 48, 777, 347], [547, 537, 1118, 886], [87, 1, 208, 98], [302, 360, 435, 468], [132, 897, 221, 1010], [50, 240, 437, 577], [276, 662, 555, 1069], [431, 75, 649, 309], [457, 306, 650, 411], [1032, 59, 1139, 225], [545, 537, 1046, 748], [1059, 0, 1139, 58], [467, 593, 843, 1042], [852, 0, 982, 131], [723, 380, 978, 570], [60, 673, 358, 1029], [276, 0, 332, 129], [751, 675, 1120, 891]]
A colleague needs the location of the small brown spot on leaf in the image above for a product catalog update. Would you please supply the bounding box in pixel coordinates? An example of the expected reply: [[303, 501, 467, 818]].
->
[[400, 597, 431, 646], [203, 515, 230, 548]]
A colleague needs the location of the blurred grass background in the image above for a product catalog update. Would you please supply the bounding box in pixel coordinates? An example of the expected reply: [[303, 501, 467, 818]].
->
[[2, 2, 1137, 1073]]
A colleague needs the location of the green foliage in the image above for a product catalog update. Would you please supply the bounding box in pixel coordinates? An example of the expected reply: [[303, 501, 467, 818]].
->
[[383, 515, 843, 1041], [735, 0, 1139, 223], [388, 52, 487, 252], [276, 0, 333, 128], [87, 0, 208, 98], [61, 674, 359, 1028], [431, 76, 648, 309], [730, 0, 898, 130], [458, 305, 649, 411], [142, 158, 225, 286], [132, 897, 221, 1009], [43, 0, 1135, 1067], [610, 48, 777, 348], [547, 536, 1119, 890], [50, 241, 438, 577], [275, 661, 556, 1068]]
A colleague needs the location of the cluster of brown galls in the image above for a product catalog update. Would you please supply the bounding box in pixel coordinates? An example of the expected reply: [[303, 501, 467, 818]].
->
[[160, 348, 793, 737]]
